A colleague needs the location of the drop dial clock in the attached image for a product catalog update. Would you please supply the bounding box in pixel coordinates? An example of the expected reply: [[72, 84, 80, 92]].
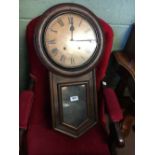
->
[[34, 3, 104, 138]]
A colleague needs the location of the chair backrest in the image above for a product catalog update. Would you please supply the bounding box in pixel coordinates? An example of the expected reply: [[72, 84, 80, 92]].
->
[[26, 16, 113, 126]]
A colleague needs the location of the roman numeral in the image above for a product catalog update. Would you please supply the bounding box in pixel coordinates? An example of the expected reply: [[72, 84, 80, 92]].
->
[[81, 56, 85, 61], [71, 57, 75, 64], [79, 18, 82, 27], [68, 16, 73, 24], [86, 50, 90, 53], [85, 28, 90, 33], [57, 18, 64, 27], [51, 48, 58, 55], [60, 55, 65, 62], [50, 28, 57, 33], [47, 40, 56, 44]]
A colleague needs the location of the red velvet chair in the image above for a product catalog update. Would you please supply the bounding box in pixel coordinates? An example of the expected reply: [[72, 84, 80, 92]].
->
[[19, 15, 124, 155]]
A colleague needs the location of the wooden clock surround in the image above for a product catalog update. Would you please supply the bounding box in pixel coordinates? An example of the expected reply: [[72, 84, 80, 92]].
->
[[34, 3, 104, 138]]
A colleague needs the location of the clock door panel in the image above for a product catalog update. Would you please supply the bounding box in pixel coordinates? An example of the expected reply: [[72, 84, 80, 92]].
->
[[49, 70, 98, 138], [60, 84, 87, 128]]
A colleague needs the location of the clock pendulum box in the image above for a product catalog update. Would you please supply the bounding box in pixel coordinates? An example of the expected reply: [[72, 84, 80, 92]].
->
[[34, 3, 105, 138]]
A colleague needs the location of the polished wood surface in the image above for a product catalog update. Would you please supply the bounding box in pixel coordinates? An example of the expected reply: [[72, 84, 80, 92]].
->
[[114, 52, 135, 80], [113, 52, 135, 137]]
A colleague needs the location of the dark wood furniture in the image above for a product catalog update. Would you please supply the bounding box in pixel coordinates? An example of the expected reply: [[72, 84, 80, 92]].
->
[[108, 24, 135, 137]]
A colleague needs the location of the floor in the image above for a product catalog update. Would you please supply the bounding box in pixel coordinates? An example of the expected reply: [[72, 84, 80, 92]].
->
[[116, 128, 135, 155]]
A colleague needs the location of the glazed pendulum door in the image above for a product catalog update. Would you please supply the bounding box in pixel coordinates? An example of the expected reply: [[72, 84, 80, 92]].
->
[[49, 70, 98, 138]]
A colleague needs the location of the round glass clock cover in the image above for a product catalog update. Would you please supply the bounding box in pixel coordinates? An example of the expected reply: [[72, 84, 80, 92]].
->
[[44, 13, 97, 68]]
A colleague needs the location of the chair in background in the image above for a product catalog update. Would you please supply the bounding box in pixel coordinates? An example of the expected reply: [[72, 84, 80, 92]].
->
[[107, 24, 135, 137]]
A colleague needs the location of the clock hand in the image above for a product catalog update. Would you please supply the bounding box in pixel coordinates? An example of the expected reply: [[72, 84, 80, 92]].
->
[[72, 39, 96, 42], [69, 16, 74, 41], [70, 26, 74, 41]]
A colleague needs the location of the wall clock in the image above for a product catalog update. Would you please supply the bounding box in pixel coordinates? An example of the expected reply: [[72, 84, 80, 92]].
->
[[34, 3, 104, 138]]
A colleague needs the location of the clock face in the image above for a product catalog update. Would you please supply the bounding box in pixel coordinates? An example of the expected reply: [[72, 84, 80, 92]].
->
[[44, 13, 97, 68]]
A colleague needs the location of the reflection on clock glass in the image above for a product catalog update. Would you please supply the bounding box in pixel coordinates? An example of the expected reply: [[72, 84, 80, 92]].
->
[[44, 13, 97, 68]]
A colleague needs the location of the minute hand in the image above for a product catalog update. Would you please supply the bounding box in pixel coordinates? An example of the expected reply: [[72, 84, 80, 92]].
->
[[72, 39, 96, 42]]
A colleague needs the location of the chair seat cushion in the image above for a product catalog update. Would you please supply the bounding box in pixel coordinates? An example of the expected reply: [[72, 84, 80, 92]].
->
[[27, 124, 111, 155]]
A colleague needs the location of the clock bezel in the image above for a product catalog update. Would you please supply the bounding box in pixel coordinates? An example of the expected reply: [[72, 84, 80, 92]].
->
[[43, 13, 98, 69], [34, 3, 104, 76]]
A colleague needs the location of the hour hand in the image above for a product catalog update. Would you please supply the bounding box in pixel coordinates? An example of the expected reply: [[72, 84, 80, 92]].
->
[[68, 16, 74, 41]]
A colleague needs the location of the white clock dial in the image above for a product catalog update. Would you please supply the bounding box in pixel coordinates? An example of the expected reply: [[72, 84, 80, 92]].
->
[[44, 13, 97, 68]]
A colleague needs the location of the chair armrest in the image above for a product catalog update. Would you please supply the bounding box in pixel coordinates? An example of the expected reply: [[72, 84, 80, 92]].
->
[[103, 87, 123, 122], [110, 122, 125, 147], [101, 82, 125, 147], [19, 77, 35, 129], [19, 90, 34, 129], [19, 78, 35, 149]]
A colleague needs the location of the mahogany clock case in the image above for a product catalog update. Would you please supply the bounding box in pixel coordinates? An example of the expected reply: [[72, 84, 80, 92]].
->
[[34, 3, 104, 76], [34, 3, 105, 138]]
